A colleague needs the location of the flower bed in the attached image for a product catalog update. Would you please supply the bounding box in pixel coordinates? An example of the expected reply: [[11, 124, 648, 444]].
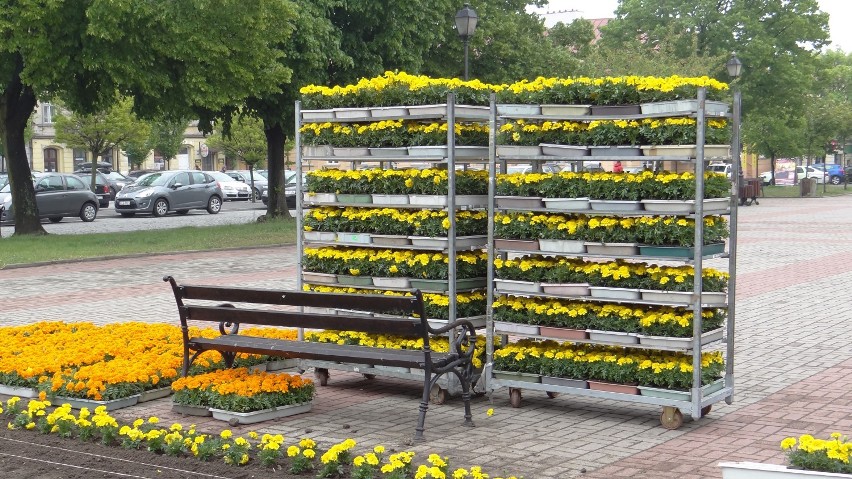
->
[[302, 247, 488, 280], [304, 207, 487, 236], [300, 121, 489, 148], [493, 339, 724, 390], [779, 433, 852, 474], [0, 322, 299, 401], [302, 284, 486, 320], [492, 295, 724, 336], [171, 368, 314, 414]]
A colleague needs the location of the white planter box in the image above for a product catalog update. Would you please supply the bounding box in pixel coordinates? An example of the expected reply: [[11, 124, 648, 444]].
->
[[368, 147, 408, 157], [301, 145, 333, 157], [541, 377, 588, 389], [640, 100, 729, 115], [454, 146, 489, 159], [372, 277, 411, 288], [587, 330, 639, 345], [407, 146, 448, 157], [336, 232, 372, 244], [637, 328, 725, 348], [496, 145, 542, 157], [641, 145, 731, 158], [55, 395, 140, 411], [303, 192, 336, 203], [541, 283, 591, 296], [333, 108, 371, 120], [538, 239, 586, 253], [691, 197, 730, 213], [539, 144, 589, 157], [589, 286, 641, 300], [589, 200, 644, 212], [719, 462, 852, 478], [540, 104, 591, 116], [301, 109, 335, 121], [496, 196, 544, 209], [333, 147, 371, 157], [454, 195, 488, 208], [494, 321, 540, 335], [302, 272, 338, 284], [370, 234, 411, 246], [408, 194, 448, 207], [210, 402, 312, 425], [640, 289, 727, 305], [171, 403, 212, 416], [588, 146, 642, 157], [369, 106, 408, 118], [497, 104, 542, 116], [0, 384, 38, 398], [371, 194, 409, 205], [542, 197, 590, 211], [137, 387, 172, 403], [494, 279, 542, 293], [641, 199, 693, 214], [303, 231, 337, 241]]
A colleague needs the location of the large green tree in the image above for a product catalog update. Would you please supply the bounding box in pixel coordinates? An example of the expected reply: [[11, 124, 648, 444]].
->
[[0, 0, 294, 235], [54, 97, 144, 190]]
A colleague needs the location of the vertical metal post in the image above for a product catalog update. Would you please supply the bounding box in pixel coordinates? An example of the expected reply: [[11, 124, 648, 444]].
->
[[463, 40, 470, 81], [691, 87, 707, 420], [447, 93, 458, 333], [485, 93, 497, 392], [725, 89, 741, 404], [295, 100, 305, 342]]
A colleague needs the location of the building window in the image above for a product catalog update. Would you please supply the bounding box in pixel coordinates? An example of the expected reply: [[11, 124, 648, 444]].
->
[[42, 103, 56, 124], [73, 149, 87, 169], [44, 148, 58, 172]]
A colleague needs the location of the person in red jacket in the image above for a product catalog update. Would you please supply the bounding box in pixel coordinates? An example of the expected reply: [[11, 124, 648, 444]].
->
[[613, 161, 624, 173]]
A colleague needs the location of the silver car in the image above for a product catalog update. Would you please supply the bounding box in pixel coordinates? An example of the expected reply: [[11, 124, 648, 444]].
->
[[114, 170, 223, 217], [225, 170, 267, 200], [0, 172, 99, 223]]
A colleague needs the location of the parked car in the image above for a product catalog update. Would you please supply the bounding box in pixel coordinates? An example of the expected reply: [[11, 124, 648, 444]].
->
[[114, 170, 223, 217], [0, 172, 99, 223], [73, 172, 111, 207], [506, 164, 561, 174], [224, 170, 267, 200], [126, 169, 160, 181], [75, 168, 130, 199], [810, 163, 845, 185], [205, 171, 252, 200], [760, 166, 828, 185], [261, 171, 300, 207], [0, 174, 7, 190], [707, 163, 733, 178]]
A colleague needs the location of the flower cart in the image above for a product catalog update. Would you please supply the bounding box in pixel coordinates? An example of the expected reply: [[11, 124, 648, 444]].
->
[[485, 83, 737, 429], [296, 87, 491, 400]]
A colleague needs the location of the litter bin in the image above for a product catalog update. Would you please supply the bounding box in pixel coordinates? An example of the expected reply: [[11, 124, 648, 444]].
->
[[800, 177, 818, 197]]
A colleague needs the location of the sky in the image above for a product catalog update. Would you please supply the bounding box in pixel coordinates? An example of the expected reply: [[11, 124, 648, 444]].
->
[[532, 0, 852, 52]]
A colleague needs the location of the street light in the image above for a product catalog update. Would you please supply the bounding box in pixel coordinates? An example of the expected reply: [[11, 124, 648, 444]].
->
[[726, 53, 743, 189], [455, 3, 478, 80]]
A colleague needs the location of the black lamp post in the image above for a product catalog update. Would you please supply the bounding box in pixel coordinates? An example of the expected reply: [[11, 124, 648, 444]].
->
[[455, 3, 478, 80], [726, 53, 743, 187]]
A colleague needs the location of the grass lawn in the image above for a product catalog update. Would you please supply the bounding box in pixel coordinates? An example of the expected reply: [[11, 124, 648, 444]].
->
[[0, 218, 297, 268], [760, 184, 852, 198]]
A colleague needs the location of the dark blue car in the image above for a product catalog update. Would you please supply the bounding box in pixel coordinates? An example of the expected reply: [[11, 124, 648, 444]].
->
[[811, 163, 845, 185]]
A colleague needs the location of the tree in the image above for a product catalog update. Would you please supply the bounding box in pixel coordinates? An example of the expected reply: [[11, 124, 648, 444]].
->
[[123, 121, 153, 171], [548, 19, 596, 58], [0, 0, 294, 235], [148, 117, 188, 171], [206, 115, 267, 202], [54, 97, 142, 191]]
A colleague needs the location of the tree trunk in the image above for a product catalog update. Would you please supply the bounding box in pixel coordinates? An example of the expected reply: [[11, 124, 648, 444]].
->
[[264, 121, 290, 219], [0, 54, 44, 235]]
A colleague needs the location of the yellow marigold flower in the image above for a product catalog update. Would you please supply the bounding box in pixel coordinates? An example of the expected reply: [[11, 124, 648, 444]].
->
[[486, 408, 494, 417], [220, 429, 232, 439], [781, 437, 796, 450]]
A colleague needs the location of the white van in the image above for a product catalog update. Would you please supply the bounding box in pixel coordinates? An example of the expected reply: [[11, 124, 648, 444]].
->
[[707, 163, 732, 178]]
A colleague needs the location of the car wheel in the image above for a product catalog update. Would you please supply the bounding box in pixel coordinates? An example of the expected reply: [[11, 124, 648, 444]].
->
[[79, 202, 97, 222], [253, 188, 261, 200], [207, 195, 222, 214], [831, 175, 841, 185], [48, 217, 63, 223], [119, 212, 135, 218], [176, 209, 189, 215], [152, 198, 169, 217]]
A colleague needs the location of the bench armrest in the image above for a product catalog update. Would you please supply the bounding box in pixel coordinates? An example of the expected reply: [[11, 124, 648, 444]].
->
[[428, 318, 477, 361]]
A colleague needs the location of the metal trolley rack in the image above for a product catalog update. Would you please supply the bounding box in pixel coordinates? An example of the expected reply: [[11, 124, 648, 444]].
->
[[483, 88, 737, 428]]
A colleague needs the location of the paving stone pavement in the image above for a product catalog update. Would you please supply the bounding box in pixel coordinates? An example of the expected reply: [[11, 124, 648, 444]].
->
[[2, 195, 852, 477]]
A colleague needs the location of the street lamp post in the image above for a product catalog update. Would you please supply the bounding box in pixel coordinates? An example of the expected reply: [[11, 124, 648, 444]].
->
[[455, 3, 478, 81], [726, 53, 743, 187]]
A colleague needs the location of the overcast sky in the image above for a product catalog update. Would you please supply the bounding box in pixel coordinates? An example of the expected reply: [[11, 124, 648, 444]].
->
[[532, 0, 851, 52]]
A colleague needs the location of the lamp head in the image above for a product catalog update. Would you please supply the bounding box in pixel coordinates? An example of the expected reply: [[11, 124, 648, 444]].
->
[[455, 3, 478, 40], [726, 52, 743, 79]]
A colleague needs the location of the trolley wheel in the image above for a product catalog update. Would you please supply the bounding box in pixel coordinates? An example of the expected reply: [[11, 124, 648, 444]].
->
[[509, 388, 522, 408], [314, 368, 329, 386], [430, 385, 447, 405], [546, 391, 559, 399], [660, 406, 684, 430], [362, 374, 376, 380], [701, 404, 712, 417]]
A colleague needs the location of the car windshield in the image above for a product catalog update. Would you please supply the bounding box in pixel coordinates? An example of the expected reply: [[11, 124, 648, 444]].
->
[[255, 170, 269, 179], [0, 183, 9, 193], [104, 171, 127, 181], [0, 177, 7, 189], [134, 172, 169, 187], [708, 165, 727, 173]]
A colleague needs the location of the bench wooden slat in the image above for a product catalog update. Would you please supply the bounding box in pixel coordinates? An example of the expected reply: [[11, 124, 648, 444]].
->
[[189, 336, 437, 368], [180, 285, 421, 314], [183, 305, 427, 337]]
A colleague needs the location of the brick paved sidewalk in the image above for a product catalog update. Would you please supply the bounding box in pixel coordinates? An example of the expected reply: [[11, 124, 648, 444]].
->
[[3, 196, 852, 477]]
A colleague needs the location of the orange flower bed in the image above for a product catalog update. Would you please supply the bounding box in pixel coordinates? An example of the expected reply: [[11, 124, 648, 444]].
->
[[172, 368, 315, 413]]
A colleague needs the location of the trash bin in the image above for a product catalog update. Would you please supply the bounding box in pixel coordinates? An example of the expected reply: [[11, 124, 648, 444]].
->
[[800, 177, 818, 197]]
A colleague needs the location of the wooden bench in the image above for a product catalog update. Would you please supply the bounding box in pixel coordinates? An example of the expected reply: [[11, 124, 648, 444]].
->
[[163, 276, 476, 440]]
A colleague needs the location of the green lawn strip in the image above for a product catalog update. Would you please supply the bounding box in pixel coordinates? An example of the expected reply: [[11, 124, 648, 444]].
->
[[0, 218, 296, 267], [760, 184, 852, 198]]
